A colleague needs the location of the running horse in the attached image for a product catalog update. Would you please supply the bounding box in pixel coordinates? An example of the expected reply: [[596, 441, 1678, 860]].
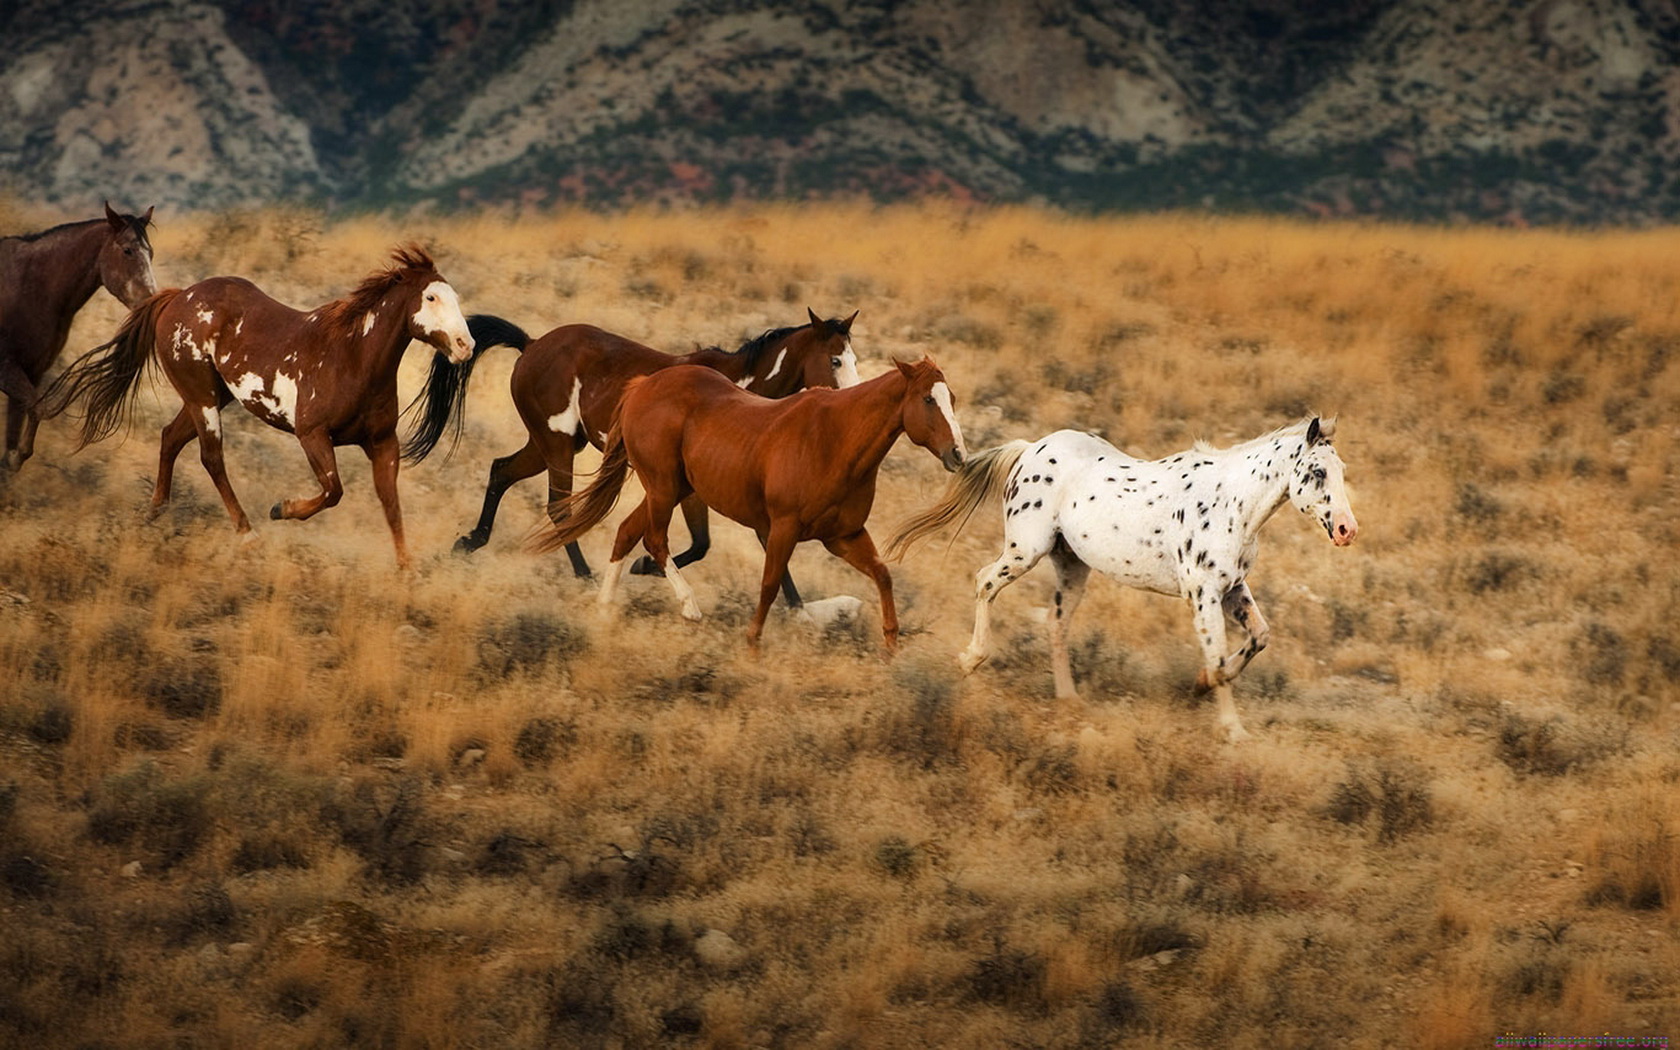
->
[[0, 203, 156, 472], [536, 358, 966, 650], [42, 246, 473, 567], [887, 418, 1358, 741], [425, 309, 860, 592]]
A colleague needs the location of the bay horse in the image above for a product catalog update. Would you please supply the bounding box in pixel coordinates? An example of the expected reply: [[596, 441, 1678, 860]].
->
[[0, 203, 156, 472], [42, 246, 474, 568], [431, 308, 859, 590], [536, 358, 966, 650], [886, 418, 1358, 741]]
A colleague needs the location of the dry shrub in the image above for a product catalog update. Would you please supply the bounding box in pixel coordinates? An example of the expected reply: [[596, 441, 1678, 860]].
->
[[1326, 758, 1434, 844], [320, 777, 432, 886], [475, 610, 587, 679], [1495, 712, 1624, 778], [1585, 791, 1680, 914], [85, 763, 215, 870]]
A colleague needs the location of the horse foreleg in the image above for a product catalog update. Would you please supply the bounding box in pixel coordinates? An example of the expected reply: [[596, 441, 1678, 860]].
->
[[749, 521, 801, 648], [271, 428, 342, 523], [1217, 582, 1271, 682], [365, 433, 409, 569], [3, 395, 26, 472], [456, 440, 545, 554], [1047, 541, 1092, 700], [149, 407, 200, 517], [1190, 592, 1251, 743], [823, 529, 897, 651]]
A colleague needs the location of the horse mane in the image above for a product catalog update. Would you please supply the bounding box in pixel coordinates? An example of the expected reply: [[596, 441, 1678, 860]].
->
[[1191, 416, 1319, 455], [3, 215, 150, 247], [320, 244, 437, 341], [711, 315, 849, 370]]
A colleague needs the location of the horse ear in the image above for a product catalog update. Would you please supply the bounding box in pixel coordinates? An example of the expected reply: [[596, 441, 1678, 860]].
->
[[894, 356, 917, 378], [807, 307, 822, 328], [141, 206, 155, 226], [104, 201, 123, 230], [1318, 417, 1336, 441], [1306, 417, 1321, 444], [841, 310, 858, 333]]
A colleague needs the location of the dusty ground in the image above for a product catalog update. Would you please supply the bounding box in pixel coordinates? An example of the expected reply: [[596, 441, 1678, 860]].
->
[[0, 203, 1676, 1048]]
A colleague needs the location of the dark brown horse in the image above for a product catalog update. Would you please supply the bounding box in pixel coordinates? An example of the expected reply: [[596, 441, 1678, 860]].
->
[[537, 358, 967, 650], [43, 246, 474, 568], [0, 203, 156, 472], [436, 308, 859, 587]]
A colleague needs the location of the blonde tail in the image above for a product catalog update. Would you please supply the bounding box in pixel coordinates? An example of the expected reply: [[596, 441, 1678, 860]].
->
[[883, 440, 1028, 561]]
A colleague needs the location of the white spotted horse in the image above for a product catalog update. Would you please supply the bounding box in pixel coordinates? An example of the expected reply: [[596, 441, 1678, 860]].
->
[[887, 418, 1358, 741], [42, 245, 474, 568]]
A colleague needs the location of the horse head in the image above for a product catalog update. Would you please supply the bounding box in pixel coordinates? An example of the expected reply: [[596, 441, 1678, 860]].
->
[[394, 245, 475, 364], [1288, 417, 1358, 546], [796, 307, 861, 389], [895, 355, 966, 472], [98, 202, 157, 308]]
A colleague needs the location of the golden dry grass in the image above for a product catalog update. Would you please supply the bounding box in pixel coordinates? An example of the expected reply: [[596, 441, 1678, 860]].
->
[[1, 202, 1678, 1048]]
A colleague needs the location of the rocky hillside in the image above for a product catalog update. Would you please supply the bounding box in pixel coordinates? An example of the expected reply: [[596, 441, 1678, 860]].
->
[[1, 0, 1677, 222]]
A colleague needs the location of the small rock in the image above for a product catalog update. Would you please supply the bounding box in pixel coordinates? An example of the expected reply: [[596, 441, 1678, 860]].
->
[[395, 624, 423, 643], [371, 757, 405, 771], [457, 748, 486, 768], [1012, 807, 1044, 822], [120, 860, 143, 878], [226, 942, 254, 961], [694, 929, 747, 972], [1174, 873, 1194, 899], [436, 847, 468, 865], [1483, 647, 1513, 662]]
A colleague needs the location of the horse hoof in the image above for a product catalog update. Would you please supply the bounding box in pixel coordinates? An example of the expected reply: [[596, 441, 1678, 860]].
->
[[957, 650, 985, 675], [1192, 669, 1215, 695], [1222, 723, 1253, 744], [269, 502, 284, 520], [452, 535, 482, 555], [629, 556, 664, 577]]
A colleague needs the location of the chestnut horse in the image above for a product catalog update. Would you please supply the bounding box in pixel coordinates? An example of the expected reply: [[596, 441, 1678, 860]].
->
[[43, 246, 473, 567], [0, 203, 156, 472], [432, 309, 859, 589], [537, 358, 966, 650]]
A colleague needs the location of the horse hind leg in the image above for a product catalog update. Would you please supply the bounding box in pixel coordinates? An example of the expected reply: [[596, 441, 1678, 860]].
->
[[148, 406, 200, 518], [1214, 582, 1270, 684], [1047, 537, 1092, 700], [959, 518, 1054, 675], [823, 529, 897, 651], [189, 403, 253, 534], [638, 497, 702, 621], [632, 495, 710, 577], [597, 497, 652, 611]]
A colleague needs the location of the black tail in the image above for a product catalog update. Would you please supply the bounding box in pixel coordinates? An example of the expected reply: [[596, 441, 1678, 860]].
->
[[39, 289, 179, 449], [399, 313, 532, 464]]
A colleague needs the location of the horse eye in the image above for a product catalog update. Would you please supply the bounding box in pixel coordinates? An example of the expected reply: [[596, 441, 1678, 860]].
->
[[830, 357, 841, 368], [426, 294, 436, 301], [924, 395, 936, 405]]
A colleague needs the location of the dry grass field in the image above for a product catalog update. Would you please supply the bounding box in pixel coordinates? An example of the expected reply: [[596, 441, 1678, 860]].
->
[[1, 200, 1677, 1049]]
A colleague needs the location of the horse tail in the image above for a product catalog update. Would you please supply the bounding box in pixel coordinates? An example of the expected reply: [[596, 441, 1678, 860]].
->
[[531, 393, 635, 555], [883, 439, 1030, 561], [39, 288, 179, 449], [399, 314, 532, 464]]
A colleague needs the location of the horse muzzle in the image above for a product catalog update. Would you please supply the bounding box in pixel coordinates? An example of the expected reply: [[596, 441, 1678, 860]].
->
[[445, 335, 475, 365], [941, 447, 965, 473], [1330, 512, 1359, 547]]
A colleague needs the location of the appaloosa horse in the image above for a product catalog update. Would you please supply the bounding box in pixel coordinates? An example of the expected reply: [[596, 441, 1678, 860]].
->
[[0, 203, 156, 472], [538, 358, 966, 650], [430, 308, 860, 589], [887, 418, 1358, 740], [43, 246, 473, 567]]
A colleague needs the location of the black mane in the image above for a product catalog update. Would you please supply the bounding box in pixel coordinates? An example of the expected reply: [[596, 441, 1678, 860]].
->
[[713, 316, 845, 370]]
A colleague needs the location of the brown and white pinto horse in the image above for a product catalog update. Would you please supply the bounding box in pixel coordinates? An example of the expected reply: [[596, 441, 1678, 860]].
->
[[0, 203, 156, 472], [43, 246, 473, 567], [438, 309, 860, 586], [536, 358, 966, 650]]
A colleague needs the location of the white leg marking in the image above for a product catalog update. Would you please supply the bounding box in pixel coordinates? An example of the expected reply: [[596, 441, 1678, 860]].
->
[[664, 561, 703, 621], [597, 556, 630, 609]]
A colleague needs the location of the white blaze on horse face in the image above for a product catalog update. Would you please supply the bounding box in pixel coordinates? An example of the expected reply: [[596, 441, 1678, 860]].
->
[[547, 377, 584, 435], [931, 381, 966, 459], [412, 280, 474, 363], [835, 340, 861, 388]]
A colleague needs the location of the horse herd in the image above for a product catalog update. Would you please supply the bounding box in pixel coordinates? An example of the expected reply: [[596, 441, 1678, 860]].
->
[[3, 206, 1359, 741]]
